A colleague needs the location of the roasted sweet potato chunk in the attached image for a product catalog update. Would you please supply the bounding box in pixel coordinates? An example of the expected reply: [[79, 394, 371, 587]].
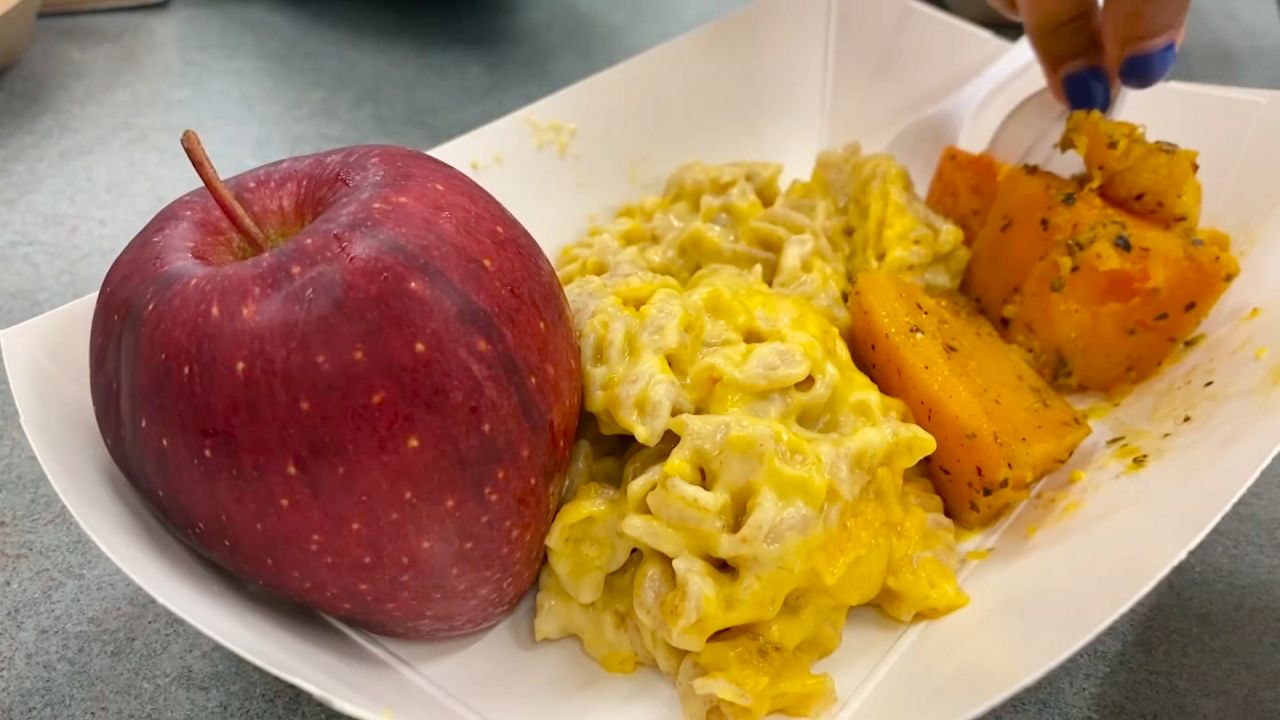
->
[[926, 147, 1001, 245], [962, 165, 1078, 323], [848, 271, 1090, 528], [1061, 110, 1202, 233], [963, 164, 1237, 391]]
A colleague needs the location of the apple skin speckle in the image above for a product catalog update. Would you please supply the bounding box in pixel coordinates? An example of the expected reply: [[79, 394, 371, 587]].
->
[[88, 145, 581, 639]]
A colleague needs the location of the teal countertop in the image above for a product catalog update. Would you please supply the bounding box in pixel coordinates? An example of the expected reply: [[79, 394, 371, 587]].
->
[[1, 1, 1278, 718]]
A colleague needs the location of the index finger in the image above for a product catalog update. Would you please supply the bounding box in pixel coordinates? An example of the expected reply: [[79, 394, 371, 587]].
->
[[1101, 0, 1189, 88]]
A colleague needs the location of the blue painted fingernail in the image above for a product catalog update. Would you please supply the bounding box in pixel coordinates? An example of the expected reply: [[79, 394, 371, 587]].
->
[[1120, 42, 1177, 88], [1061, 66, 1112, 112]]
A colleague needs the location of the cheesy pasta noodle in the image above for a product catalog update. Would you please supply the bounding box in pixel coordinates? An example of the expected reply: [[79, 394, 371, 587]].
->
[[537, 145, 970, 720]]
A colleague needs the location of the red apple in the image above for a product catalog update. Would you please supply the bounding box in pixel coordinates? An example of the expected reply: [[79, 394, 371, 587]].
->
[[89, 133, 581, 637]]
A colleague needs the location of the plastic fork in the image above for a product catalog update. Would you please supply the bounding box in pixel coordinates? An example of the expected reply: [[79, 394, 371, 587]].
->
[[885, 36, 1038, 185], [984, 85, 1067, 170], [887, 33, 1132, 186], [988, 82, 1128, 173]]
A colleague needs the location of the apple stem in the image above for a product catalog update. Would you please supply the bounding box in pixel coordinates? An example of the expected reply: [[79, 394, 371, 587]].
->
[[180, 130, 269, 255]]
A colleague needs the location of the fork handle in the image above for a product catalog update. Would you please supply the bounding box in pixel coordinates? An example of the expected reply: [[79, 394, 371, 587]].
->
[[951, 36, 1037, 117]]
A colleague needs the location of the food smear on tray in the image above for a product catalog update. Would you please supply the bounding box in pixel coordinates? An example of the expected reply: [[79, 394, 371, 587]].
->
[[526, 115, 579, 158], [537, 111, 1235, 718]]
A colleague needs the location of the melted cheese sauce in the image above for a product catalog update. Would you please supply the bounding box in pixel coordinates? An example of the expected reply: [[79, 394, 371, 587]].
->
[[535, 147, 970, 719]]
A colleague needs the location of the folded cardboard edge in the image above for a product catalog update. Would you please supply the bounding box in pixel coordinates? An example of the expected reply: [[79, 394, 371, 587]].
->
[[842, 420, 1280, 719], [972, 447, 1280, 720], [327, 618, 484, 720]]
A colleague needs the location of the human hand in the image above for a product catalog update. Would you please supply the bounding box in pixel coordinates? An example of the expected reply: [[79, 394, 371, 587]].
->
[[987, 0, 1189, 112]]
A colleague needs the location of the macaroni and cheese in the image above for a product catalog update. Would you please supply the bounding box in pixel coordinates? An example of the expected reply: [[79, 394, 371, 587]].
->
[[537, 145, 970, 719]]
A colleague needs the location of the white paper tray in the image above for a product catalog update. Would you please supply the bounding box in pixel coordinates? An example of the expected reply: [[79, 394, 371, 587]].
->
[[5, 0, 1280, 718]]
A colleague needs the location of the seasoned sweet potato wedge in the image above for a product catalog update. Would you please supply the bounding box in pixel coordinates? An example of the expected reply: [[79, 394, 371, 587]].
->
[[964, 165, 1237, 391], [1061, 110, 1202, 233], [962, 164, 1079, 324], [1011, 217, 1236, 390], [926, 147, 1002, 245], [848, 271, 1090, 528]]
